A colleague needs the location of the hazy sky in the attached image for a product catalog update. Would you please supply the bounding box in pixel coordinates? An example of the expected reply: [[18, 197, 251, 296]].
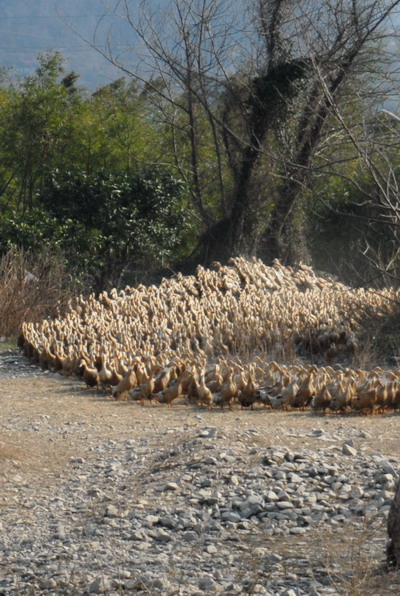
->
[[0, 0, 146, 89], [1, 1, 399, 92]]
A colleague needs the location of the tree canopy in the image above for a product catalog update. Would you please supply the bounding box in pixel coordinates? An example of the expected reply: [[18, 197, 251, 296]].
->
[[1, 1, 400, 290]]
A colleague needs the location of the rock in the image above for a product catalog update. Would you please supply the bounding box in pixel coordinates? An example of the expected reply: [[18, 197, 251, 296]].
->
[[70, 457, 85, 464], [221, 511, 241, 523], [164, 482, 179, 491], [377, 473, 394, 483], [88, 576, 111, 593], [350, 486, 364, 499], [342, 444, 358, 457], [247, 495, 264, 505], [280, 589, 299, 596], [198, 575, 216, 591], [288, 473, 302, 483], [381, 461, 397, 476], [159, 516, 177, 529], [130, 529, 147, 541], [39, 578, 58, 589], [105, 504, 119, 518], [206, 544, 218, 554], [151, 577, 173, 591], [276, 501, 294, 509], [199, 430, 211, 437], [182, 531, 198, 542], [290, 527, 307, 535], [152, 529, 172, 542], [55, 523, 66, 539]]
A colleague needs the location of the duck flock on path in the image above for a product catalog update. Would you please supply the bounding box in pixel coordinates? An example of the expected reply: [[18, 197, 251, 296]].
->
[[18, 256, 400, 415]]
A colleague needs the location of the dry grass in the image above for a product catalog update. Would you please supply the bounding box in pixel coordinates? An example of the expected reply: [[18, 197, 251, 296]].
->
[[0, 249, 76, 337], [356, 311, 400, 369], [236, 521, 400, 596], [309, 521, 399, 596]]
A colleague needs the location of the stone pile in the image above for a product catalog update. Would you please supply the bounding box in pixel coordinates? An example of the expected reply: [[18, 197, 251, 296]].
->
[[1, 420, 398, 595]]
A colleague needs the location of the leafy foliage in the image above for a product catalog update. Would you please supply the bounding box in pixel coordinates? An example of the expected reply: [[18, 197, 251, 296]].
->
[[0, 168, 191, 290]]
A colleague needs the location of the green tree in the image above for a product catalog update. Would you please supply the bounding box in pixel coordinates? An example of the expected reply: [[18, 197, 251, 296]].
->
[[101, 0, 400, 266], [89, 78, 161, 172], [38, 167, 190, 290], [0, 167, 191, 290], [0, 52, 83, 212]]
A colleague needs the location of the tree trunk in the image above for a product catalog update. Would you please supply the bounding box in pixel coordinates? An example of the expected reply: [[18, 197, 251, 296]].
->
[[261, 175, 311, 264], [387, 479, 400, 567], [227, 60, 310, 259], [260, 72, 346, 264], [229, 146, 264, 257]]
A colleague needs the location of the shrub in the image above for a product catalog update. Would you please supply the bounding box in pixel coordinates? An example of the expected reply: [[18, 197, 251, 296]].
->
[[0, 248, 75, 337]]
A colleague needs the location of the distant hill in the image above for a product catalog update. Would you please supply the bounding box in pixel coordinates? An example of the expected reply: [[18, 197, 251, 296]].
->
[[0, 0, 136, 90]]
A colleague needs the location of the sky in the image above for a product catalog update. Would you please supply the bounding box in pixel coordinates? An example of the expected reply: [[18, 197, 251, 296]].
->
[[0, 0, 150, 90], [1, 1, 400, 93]]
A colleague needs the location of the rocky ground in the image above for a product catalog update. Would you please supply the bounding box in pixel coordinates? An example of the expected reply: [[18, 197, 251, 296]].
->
[[1, 351, 400, 595]]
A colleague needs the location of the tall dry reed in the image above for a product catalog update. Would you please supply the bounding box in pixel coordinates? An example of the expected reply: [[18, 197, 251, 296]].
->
[[0, 249, 76, 338]]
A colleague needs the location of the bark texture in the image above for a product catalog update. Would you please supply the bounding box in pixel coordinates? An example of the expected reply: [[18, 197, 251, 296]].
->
[[387, 480, 400, 567]]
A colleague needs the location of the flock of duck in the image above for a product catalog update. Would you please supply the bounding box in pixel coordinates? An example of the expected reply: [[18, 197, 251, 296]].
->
[[19, 257, 400, 415]]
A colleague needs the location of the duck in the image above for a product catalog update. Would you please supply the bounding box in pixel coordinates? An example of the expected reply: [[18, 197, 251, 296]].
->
[[213, 372, 237, 409], [237, 372, 259, 409], [291, 374, 315, 410], [156, 378, 183, 407], [311, 385, 332, 415], [80, 361, 99, 389], [112, 370, 138, 400], [194, 373, 213, 408]]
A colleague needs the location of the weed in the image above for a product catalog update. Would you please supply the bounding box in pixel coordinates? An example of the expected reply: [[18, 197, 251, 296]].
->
[[0, 248, 77, 337]]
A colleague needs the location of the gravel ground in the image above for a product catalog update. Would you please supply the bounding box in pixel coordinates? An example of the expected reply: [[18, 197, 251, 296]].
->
[[1, 351, 400, 595]]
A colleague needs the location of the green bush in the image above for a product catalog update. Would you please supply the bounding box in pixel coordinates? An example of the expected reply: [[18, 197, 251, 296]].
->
[[0, 167, 192, 291]]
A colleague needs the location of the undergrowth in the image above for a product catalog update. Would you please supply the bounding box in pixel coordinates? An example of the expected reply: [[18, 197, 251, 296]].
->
[[0, 248, 77, 338]]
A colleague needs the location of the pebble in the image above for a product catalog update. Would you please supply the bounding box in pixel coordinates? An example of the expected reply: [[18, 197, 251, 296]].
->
[[164, 482, 179, 491], [342, 443, 358, 456], [198, 575, 216, 591], [55, 523, 66, 539], [221, 511, 242, 523], [1, 352, 399, 596], [182, 531, 198, 542], [88, 576, 111, 593], [105, 504, 119, 517]]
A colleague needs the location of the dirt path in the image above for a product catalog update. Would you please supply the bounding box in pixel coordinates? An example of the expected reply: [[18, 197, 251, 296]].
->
[[2, 353, 400, 514], [2, 351, 400, 595]]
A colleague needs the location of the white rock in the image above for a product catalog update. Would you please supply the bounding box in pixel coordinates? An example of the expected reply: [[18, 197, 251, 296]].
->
[[164, 482, 179, 491], [105, 504, 119, 518], [206, 544, 218, 554], [342, 444, 358, 456]]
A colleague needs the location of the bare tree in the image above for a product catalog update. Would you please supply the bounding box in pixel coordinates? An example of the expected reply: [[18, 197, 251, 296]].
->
[[255, 0, 400, 263], [97, 0, 400, 266], [312, 97, 400, 286]]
